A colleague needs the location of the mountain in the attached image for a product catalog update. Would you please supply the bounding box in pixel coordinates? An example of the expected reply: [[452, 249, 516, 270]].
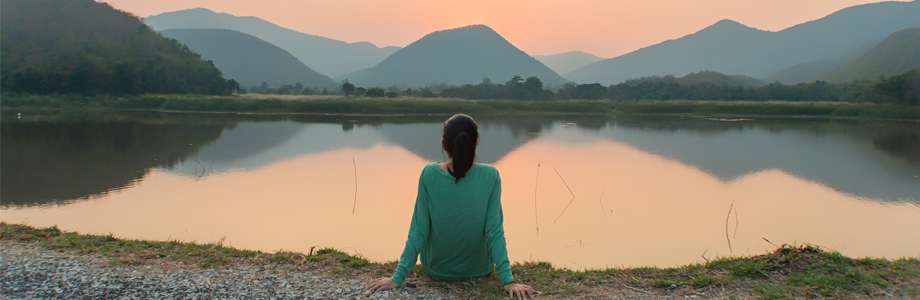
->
[[820, 28, 920, 83], [533, 51, 606, 76], [144, 8, 401, 78], [159, 29, 337, 89], [0, 0, 235, 95], [764, 43, 873, 84], [336, 25, 567, 87], [567, 1, 920, 85]]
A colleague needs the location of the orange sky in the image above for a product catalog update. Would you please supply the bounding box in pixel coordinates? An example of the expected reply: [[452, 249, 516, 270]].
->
[[101, 0, 893, 58]]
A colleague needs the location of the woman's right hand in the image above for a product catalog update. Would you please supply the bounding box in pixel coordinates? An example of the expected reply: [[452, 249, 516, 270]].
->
[[503, 282, 534, 299], [364, 277, 398, 292]]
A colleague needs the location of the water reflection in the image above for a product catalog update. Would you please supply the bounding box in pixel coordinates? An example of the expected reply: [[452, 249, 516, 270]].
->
[[0, 113, 227, 206], [3, 112, 917, 206], [2, 111, 919, 268]]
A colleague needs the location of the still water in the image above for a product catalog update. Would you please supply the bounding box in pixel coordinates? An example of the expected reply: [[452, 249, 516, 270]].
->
[[2, 111, 919, 269]]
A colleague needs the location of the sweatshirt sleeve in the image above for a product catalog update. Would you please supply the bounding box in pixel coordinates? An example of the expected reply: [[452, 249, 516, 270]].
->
[[391, 170, 432, 286], [484, 170, 514, 285]]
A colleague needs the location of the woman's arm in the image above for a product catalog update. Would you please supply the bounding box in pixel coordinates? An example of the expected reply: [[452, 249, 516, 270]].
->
[[484, 172, 514, 285], [486, 171, 534, 299], [390, 172, 433, 287]]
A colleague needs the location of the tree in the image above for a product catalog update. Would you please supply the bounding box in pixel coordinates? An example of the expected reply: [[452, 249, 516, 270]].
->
[[386, 91, 399, 98], [873, 69, 920, 105], [342, 81, 355, 97], [366, 87, 385, 97], [294, 82, 304, 94], [506, 75, 523, 86]]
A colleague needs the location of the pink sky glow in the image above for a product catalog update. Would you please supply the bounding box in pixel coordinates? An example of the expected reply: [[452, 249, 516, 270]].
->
[[101, 0, 894, 58]]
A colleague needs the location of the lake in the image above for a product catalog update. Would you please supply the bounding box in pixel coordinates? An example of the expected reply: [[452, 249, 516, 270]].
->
[[2, 111, 919, 269]]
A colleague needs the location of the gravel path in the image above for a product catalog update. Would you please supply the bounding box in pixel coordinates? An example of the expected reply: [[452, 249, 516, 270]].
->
[[0, 241, 448, 300]]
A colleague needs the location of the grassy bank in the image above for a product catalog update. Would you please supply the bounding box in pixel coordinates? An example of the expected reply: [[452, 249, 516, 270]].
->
[[4, 94, 920, 120], [0, 94, 613, 115], [614, 100, 920, 121], [2, 223, 917, 299]]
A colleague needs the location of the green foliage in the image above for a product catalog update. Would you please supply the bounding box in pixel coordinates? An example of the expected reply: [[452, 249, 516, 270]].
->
[[872, 69, 920, 105], [342, 81, 356, 97], [440, 75, 552, 100], [0, 0, 236, 96], [365, 87, 385, 97]]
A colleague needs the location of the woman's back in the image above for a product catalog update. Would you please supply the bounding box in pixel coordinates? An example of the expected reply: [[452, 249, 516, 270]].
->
[[416, 162, 509, 282]]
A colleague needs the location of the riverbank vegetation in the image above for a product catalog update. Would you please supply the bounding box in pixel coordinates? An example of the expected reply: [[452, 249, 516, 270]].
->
[[2, 223, 918, 299], [4, 93, 920, 120], [0, 94, 613, 115]]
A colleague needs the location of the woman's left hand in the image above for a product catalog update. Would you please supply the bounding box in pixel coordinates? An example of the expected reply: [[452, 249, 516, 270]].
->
[[364, 277, 398, 292]]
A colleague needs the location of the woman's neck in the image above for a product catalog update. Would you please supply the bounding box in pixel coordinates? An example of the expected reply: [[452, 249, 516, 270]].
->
[[439, 160, 453, 173]]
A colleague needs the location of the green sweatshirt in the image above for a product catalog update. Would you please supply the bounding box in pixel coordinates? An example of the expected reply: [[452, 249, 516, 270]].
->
[[391, 163, 514, 286]]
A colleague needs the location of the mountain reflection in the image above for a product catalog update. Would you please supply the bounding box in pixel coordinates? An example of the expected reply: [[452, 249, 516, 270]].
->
[[2, 112, 917, 207]]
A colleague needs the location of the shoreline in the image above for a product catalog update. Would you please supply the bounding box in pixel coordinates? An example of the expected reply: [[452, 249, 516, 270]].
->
[[3, 94, 920, 121], [2, 223, 917, 299]]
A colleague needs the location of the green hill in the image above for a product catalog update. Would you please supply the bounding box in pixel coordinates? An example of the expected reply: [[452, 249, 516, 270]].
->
[[1, 0, 236, 95], [764, 43, 872, 84], [821, 28, 920, 83], [144, 8, 401, 78], [567, 1, 920, 85], [337, 25, 566, 87], [159, 29, 338, 90]]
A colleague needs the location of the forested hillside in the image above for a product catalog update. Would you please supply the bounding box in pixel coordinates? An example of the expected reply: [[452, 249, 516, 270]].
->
[[159, 29, 338, 90], [1, 0, 237, 95], [821, 28, 920, 83], [764, 43, 872, 84]]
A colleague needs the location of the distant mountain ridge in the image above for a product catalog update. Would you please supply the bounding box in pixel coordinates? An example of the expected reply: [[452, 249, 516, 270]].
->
[[533, 51, 606, 75], [337, 25, 566, 87], [820, 27, 920, 83], [144, 8, 400, 78], [159, 29, 338, 89], [566, 1, 920, 85]]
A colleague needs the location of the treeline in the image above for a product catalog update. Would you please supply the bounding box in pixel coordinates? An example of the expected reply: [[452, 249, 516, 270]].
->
[[243, 82, 334, 95], [0, 0, 237, 96], [413, 70, 919, 105]]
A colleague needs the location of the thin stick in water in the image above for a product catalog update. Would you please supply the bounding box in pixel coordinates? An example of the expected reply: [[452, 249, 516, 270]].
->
[[534, 159, 540, 236], [733, 206, 739, 239], [552, 168, 576, 225], [599, 185, 607, 216], [725, 200, 735, 254], [195, 159, 206, 181], [352, 157, 358, 215]]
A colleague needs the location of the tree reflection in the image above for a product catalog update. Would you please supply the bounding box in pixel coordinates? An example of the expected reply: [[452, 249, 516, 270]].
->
[[1, 117, 226, 206]]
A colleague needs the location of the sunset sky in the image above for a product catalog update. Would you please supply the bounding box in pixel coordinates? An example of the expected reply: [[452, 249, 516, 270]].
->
[[101, 0, 894, 58]]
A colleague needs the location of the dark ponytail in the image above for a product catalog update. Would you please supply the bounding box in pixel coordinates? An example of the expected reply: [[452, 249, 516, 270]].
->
[[442, 114, 478, 183]]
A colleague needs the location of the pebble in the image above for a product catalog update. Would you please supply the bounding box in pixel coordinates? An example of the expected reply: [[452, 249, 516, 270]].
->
[[0, 241, 449, 299]]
